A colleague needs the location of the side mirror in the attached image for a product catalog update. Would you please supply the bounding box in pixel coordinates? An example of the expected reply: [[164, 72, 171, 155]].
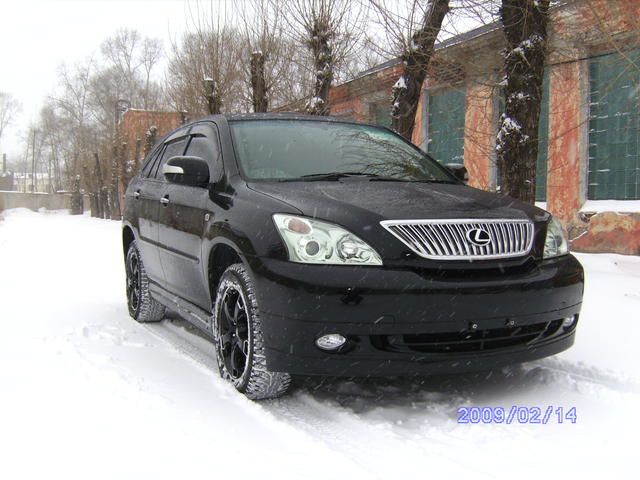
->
[[163, 156, 210, 188], [445, 163, 468, 183]]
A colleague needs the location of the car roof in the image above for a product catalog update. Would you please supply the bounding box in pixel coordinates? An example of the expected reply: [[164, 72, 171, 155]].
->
[[164, 112, 391, 143], [194, 112, 386, 128]]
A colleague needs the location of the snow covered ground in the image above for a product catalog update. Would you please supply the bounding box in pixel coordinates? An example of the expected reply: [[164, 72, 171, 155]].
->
[[1, 208, 638, 480]]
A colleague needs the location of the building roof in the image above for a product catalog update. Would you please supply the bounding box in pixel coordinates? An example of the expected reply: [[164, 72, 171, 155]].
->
[[340, 21, 502, 87]]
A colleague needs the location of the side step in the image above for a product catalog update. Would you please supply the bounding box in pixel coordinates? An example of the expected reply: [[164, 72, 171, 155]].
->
[[149, 282, 213, 338]]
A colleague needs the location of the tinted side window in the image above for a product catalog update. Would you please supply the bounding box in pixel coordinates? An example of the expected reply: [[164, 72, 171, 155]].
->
[[141, 145, 165, 178], [185, 133, 223, 181], [153, 138, 188, 179]]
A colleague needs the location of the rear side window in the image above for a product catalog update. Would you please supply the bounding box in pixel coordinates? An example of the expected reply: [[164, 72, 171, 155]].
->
[[185, 132, 223, 181], [153, 138, 188, 180], [141, 145, 165, 178]]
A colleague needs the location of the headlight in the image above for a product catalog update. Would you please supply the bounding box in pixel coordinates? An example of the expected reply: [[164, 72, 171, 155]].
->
[[273, 214, 383, 265], [543, 216, 569, 259]]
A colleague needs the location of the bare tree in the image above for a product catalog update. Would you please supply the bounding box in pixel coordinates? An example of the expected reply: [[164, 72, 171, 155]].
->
[[238, 0, 288, 112], [140, 38, 164, 109], [167, 1, 246, 117], [285, 0, 366, 115], [0, 92, 21, 143], [98, 29, 164, 115], [370, 0, 450, 140], [50, 59, 95, 186], [101, 29, 142, 103], [495, 0, 550, 204]]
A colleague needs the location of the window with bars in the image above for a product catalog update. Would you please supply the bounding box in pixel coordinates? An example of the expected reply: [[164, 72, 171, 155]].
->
[[373, 103, 392, 128], [426, 88, 465, 164], [588, 49, 640, 200]]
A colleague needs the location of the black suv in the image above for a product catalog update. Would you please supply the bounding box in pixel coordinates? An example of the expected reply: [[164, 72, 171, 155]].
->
[[122, 113, 584, 400]]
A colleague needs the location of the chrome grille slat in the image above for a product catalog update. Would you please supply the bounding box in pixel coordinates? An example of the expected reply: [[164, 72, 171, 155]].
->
[[453, 224, 472, 256], [439, 224, 455, 256], [381, 219, 534, 260], [412, 225, 439, 256], [445, 223, 464, 256]]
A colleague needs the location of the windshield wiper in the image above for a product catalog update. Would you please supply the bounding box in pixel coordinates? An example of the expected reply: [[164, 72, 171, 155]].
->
[[279, 172, 383, 182], [407, 179, 457, 184], [277, 172, 454, 183]]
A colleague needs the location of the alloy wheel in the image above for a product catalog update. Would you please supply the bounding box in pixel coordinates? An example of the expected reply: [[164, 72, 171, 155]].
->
[[126, 250, 141, 313], [217, 285, 250, 380]]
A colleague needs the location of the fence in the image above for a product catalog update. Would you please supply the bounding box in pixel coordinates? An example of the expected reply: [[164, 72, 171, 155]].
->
[[0, 191, 90, 213]]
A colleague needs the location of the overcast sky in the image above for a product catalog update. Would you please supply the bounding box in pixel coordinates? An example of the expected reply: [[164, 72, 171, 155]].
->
[[0, 0, 190, 160], [0, 0, 487, 162]]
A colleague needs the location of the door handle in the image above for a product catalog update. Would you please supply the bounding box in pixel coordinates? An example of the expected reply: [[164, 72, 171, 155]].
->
[[133, 190, 141, 199], [160, 195, 170, 206]]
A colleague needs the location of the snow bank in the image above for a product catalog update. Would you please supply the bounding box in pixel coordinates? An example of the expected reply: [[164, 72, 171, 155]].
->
[[581, 199, 640, 213], [0, 209, 638, 479]]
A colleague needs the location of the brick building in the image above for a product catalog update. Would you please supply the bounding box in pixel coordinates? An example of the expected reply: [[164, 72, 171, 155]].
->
[[116, 109, 185, 201], [326, 0, 640, 255]]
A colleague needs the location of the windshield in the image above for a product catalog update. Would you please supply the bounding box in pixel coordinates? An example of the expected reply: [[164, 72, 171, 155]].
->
[[229, 119, 456, 182]]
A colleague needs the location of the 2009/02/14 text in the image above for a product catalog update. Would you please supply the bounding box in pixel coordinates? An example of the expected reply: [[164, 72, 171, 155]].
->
[[457, 406, 577, 424]]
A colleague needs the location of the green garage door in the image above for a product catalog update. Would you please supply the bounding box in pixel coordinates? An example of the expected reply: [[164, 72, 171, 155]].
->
[[498, 73, 550, 201], [427, 89, 465, 164], [588, 49, 640, 200]]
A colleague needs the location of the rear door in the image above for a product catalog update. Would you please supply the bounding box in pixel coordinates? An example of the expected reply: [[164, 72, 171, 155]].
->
[[158, 122, 223, 310], [131, 144, 167, 286]]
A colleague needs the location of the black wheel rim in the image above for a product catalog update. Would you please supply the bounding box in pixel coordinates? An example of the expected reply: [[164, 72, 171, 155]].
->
[[126, 251, 141, 313], [217, 286, 249, 380]]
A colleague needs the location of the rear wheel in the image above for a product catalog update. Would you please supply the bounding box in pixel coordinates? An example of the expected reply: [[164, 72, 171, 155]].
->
[[125, 240, 165, 323], [212, 263, 291, 400]]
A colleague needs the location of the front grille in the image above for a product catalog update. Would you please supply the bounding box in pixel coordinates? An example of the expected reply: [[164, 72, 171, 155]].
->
[[380, 219, 534, 260], [372, 319, 566, 354]]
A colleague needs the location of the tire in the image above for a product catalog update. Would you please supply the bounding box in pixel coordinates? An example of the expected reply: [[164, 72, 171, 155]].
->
[[212, 263, 291, 400], [125, 240, 166, 323]]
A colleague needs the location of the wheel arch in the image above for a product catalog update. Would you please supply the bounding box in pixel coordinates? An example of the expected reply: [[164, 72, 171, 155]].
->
[[122, 224, 136, 261], [206, 240, 248, 301]]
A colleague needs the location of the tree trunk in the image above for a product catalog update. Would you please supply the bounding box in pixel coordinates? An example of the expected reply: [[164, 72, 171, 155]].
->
[[204, 78, 221, 115], [144, 125, 158, 158], [110, 142, 121, 219], [305, 17, 333, 116], [119, 141, 129, 206], [496, 0, 550, 204], [250, 52, 268, 113], [392, 0, 449, 141]]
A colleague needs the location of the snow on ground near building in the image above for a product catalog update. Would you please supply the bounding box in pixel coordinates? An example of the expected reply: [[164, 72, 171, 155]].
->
[[0, 209, 638, 480]]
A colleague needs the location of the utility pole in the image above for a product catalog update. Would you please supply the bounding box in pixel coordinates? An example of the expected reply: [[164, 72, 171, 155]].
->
[[31, 128, 37, 193], [48, 153, 53, 194]]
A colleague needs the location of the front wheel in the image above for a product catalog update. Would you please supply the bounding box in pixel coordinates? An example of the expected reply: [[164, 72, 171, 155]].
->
[[212, 263, 291, 400]]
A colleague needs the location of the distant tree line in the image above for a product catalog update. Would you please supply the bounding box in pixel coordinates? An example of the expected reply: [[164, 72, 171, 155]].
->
[[14, 0, 557, 209]]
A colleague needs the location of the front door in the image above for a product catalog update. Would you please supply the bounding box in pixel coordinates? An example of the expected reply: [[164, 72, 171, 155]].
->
[[158, 122, 224, 310]]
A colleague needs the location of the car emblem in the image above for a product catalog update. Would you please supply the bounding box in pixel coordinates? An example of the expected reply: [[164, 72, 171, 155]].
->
[[466, 227, 491, 247]]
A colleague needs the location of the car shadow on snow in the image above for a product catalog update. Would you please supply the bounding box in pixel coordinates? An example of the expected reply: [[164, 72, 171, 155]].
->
[[160, 314, 577, 423], [282, 365, 554, 415]]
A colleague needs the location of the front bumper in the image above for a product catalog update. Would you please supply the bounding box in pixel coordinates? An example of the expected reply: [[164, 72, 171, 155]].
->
[[248, 254, 584, 376]]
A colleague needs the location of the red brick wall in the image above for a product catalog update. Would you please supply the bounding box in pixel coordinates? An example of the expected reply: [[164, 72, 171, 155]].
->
[[463, 81, 495, 191], [117, 110, 184, 202], [119, 110, 184, 161]]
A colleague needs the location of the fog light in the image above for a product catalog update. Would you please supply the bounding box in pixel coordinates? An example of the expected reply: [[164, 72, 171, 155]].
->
[[316, 334, 347, 351], [562, 315, 576, 328]]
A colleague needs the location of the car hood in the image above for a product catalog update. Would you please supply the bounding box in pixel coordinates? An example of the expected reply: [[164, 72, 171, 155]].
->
[[248, 180, 549, 223]]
